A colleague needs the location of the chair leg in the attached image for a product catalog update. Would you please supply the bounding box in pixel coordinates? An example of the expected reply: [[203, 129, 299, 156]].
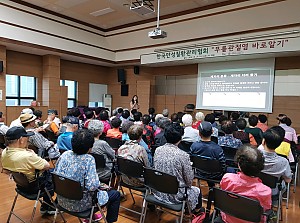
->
[[286, 182, 290, 209], [45, 188, 67, 223], [97, 204, 108, 223], [179, 201, 186, 223], [140, 200, 148, 223], [211, 210, 216, 223], [294, 163, 298, 193], [29, 190, 41, 223], [129, 189, 136, 205], [7, 193, 19, 223]]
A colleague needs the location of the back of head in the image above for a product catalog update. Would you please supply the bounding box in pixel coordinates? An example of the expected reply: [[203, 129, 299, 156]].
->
[[162, 109, 169, 117], [170, 113, 179, 123], [182, 114, 193, 126], [99, 110, 109, 121], [111, 117, 122, 128], [128, 124, 143, 140], [198, 121, 212, 138], [117, 107, 124, 114], [33, 110, 42, 119], [133, 112, 142, 122], [263, 126, 284, 150], [122, 120, 134, 133], [142, 114, 151, 125], [281, 117, 292, 126], [164, 122, 184, 144], [236, 118, 247, 130], [221, 120, 234, 134], [195, 112, 205, 122], [95, 107, 104, 116], [204, 113, 215, 124], [248, 115, 258, 127], [277, 114, 286, 123], [131, 109, 138, 116], [122, 110, 130, 119], [235, 145, 264, 177], [88, 119, 104, 137], [158, 117, 171, 129], [155, 114, 164, 124], [230, 112, 240, 121], [218, 115, 228, 125], [148, 107, 155, 115], [85, 110, 94, 119], [258, 114, 267, 123], [72, 107, 81, 118], [72, 129, 94, 155]]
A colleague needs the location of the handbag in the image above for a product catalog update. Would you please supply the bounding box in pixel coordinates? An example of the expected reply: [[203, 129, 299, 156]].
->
[[192, 212, 206, 223]]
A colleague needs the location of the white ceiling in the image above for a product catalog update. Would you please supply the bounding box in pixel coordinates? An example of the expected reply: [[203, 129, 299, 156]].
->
[[21, 0, 231, 29]]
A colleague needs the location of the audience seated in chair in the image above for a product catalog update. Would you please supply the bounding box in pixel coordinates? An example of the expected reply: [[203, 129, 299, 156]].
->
[[21, 113, 60, 159], [98, 109, 111, 135], [257, 114, 269, 132], [154, 117, 171, 148], [190, 121, 226, 185], [204, 113, 219, 137], [273, 127, 295, 163], [257, 126, 293, 195], [216, 115, 228, 136], [220, 145, 271, 223], [106, 117, 122, 140], [245, 115, 263, 147], [44, 109, 60, 135], [182, 114, 200, 143], [118, 124, 151, 186], [88, 119, 115, 184], [1, 126, 56, 215], [278, 116, 298, 144], [192, 111, 204, 130], [233, 118, 250, 144], [218, 120, 243, 149], [153, 122, 203, 213], [54, 129, 120, 223], [10, 108, 33, 128], [57, 116, 79, 151]]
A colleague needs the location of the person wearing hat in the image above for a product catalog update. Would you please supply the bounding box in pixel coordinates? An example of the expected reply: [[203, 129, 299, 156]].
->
[[190, 121, 226, 185], [21, 113, 59, 158], [56, 116, 79, 151], [1, 126, 56, 215], [10, 108, 33, 128]]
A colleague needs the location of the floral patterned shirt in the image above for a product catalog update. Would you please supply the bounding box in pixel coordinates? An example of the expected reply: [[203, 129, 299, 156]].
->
[[218, 135, 243, 149], [54, 150, 100, 212]]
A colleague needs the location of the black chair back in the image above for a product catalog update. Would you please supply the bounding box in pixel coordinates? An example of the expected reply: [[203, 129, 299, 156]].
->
[[117, 156, 144, 178], [191, 155, 223, 174], [258, 172, 278, 189], [213, 188, 263, 222], [90, 153, 106, 169], [45, 129, 58, 143], [11, 172, 31, 188], [144, 167, 179, 194], [221, 146, 238, 160], [211, 136, 218, 144], [0, 133, 6, 149], [178, 141, 193, 153], [52, 173, 83, 200], [105, 137, 123, 149]]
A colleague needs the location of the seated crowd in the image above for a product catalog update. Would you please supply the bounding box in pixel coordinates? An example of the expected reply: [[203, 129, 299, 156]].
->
[[0, 105, 299, 223]]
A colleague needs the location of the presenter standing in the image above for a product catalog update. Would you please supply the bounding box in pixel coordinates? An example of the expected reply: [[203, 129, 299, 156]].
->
[[130, 95, 140, 111]]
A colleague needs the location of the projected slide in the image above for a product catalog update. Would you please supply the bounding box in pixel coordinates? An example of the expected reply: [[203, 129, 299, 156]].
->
[[196, 59, 275, 113]]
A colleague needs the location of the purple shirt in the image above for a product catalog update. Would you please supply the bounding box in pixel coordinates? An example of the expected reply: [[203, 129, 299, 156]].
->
[[279, 124, 298, 144]]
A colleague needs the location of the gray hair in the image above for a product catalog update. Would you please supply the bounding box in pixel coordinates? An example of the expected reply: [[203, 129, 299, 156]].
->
[[88, 119, 104, 137]]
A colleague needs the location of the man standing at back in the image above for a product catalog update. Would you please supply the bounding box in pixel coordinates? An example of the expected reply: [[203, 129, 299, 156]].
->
[[190, 121, 226, 183]]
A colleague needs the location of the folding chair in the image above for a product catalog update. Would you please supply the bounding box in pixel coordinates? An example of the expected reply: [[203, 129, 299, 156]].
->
[[6, 171, 57, 223], [116, 156, 146, 217], [51, 173, 108, 223], [212, 188, 272, 223], [140, 167, 191, 223], [105, 137, 123, 154], [90, 153, 115, 187], [190, 155, 224, 190], [259, 172, 283, 223], [178, 141, 193, 153], [221, 146, 238, 168]]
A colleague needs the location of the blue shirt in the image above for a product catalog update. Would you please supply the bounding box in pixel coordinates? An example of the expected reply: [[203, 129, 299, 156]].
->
[[57, 131, 73, 151], [218, 135, 242, 149]]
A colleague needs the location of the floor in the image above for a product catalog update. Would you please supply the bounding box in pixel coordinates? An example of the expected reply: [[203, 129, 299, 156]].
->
[[0, 171, 300, 223]]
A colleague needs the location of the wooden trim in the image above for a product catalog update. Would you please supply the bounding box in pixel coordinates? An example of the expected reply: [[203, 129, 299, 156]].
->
[[115, 22, 300, 53], [0, 37, 115, 65], [7, 0, 106, 32], [0, 2, 105, 37], [109, 0, 286, 38], [106, 0, 251, 32], [0, 20, 114, 53]]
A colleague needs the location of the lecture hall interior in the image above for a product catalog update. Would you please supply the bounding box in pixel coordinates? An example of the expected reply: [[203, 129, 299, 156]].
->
[[1, 0, 300, 222]]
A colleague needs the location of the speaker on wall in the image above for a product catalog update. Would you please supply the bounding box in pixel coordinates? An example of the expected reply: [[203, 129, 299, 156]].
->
[[134, 66, 139, 75], [121, 84, 129, 96], [0, 61, 3, 73], [117, 69, 126, 83]]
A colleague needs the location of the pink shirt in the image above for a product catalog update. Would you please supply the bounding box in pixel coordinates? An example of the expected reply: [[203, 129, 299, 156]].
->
[[220, 172, 271, 223], [257, 122, 268, 132], [101, 120, 111, 134]]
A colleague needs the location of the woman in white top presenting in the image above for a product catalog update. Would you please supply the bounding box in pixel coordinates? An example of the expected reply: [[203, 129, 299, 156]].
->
[[130, 95, 140, 111]]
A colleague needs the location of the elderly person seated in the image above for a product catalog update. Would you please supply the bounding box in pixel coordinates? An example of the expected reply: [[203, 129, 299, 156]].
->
[[218, 120, 243, 149], [220, 145, 271, 223], [182, 114, 200, 143], [192, 112, 205, 130], [118, 125, 150, 187], [88, 119, 116, 184], [57, 116, 79, 151], [154, 122, 203, 213], [54, 129, 120, 223]]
